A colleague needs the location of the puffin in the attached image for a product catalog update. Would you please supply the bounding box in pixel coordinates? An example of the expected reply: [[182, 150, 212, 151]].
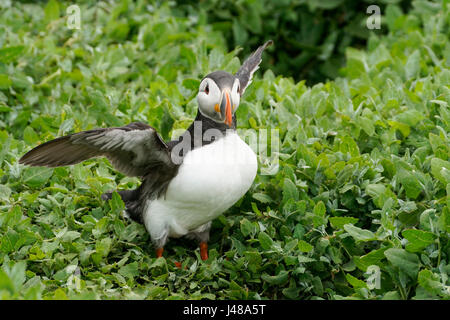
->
[[19, 40, 273, 263]]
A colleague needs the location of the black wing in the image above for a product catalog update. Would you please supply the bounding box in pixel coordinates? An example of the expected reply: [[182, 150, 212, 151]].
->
[[235, 40, 273, 96], [19, 122, 175, 177]]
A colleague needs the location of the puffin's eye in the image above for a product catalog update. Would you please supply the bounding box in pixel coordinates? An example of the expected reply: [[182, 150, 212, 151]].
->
[[205, 83, 209, 95]]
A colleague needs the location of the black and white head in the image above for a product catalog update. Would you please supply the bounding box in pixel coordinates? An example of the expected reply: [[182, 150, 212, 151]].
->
[[197, 40, 273, 127]]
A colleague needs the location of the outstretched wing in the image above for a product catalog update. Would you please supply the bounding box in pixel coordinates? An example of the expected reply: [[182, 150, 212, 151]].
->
[[19, 122, 175, 177], [235, 40, 273, 96]]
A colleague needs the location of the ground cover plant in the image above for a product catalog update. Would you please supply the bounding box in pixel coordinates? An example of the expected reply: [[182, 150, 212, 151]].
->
[[176, 0, 413, 84], [0, 0, 449, 299]]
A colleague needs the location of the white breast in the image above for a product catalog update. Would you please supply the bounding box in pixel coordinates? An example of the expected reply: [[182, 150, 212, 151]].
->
[[143, 132, 257, 239]]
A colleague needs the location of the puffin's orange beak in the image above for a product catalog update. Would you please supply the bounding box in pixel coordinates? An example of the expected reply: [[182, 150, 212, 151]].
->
[[220, 90, 233, 127]]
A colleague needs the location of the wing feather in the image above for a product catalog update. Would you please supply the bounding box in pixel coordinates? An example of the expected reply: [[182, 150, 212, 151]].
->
[[235, 40, 273, 96], [19, 122, 174, 177]]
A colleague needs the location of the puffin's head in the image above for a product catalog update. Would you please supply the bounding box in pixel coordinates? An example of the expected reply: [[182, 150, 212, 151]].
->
[[196, 40, 273, 128], [197, 70, 240, 127]]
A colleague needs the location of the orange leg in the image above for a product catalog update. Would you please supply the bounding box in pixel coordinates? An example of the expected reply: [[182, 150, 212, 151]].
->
[[155, 247, 164, 258], [200, 242, 208, 261]]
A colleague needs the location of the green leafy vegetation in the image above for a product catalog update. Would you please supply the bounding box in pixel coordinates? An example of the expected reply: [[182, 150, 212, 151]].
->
[[176, 0, 412, 84], [0, 0, 449, 300]]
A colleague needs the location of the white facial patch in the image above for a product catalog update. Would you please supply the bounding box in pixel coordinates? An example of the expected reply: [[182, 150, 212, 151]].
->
[[197, 78, 221, 120]]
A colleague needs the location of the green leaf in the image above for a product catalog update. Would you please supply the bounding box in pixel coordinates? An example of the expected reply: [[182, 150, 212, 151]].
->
[[44, 0, 60, 24], [329, 216, 358, 229], [23, 127, 39, 145], [52, 288, 68, 300], [0, 74, 12, 89], [283, 178, 299, 202], [0, 269, 15, 294], [365, 184, 386, 199], [0, 229, 21, 254], [405, 50, 420, 80], [252, 193, 273, 203], [340, 136, 359, 157], [7, 261, 27, 292], [61, 231, 81, 243], [397, 171, 422, 199], [258, 232, 274, 250], [388, 120, 410, 137], [293, 224, 305, 240], [359, 116, 375, 136], [396, 110, 424, 127], [240, 218, 254, 237], [382, 291, 401, 300], [0, 46, 25, 63], [95, 237, 112, 257], [118, 262, 139, 279], [243, 251, 262, 270], [282, 285, 300, 299], [182, 78, 200, 91], [418, 269, 444, 296], [402, 229, 436, 253], [22, 167, 54, 188], [5, 206, 23, 228], [384, 248, 420, 279], [439, 205, 450, 233], [430, 158, 450, 184], [0, 185, 11, 202], [109, 192, 125, 215], [345, 273, 367, 289], [313, 201, 326, 216], [261, 270, 289, 285], [353, 247, 389, 271], [343, 224, 377, 241], [298, 255, 316, 263], [297, 240, 313, 253]]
